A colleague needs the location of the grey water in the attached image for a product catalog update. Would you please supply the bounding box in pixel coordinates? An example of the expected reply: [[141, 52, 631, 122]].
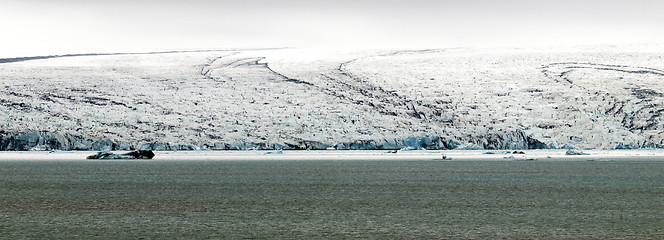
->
[[1, 159, 663, 239]]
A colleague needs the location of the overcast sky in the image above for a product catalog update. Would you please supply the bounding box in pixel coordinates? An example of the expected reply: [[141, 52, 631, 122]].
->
[[1, 0, 663, 57]]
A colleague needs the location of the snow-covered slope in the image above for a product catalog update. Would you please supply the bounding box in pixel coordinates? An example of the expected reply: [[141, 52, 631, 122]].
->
[[1, 46, 663, 150]]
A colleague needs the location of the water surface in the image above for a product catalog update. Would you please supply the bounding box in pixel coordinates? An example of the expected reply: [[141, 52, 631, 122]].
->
[[1, 159, 663, 239]]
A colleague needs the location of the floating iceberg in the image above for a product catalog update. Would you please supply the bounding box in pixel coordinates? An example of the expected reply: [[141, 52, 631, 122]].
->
[[265, 149, 283, 155], [565, 150, 590, 156], [87, 150, 155, 160]]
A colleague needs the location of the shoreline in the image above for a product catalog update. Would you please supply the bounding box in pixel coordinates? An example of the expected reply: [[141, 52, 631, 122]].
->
[[1, 149, 663, 161]]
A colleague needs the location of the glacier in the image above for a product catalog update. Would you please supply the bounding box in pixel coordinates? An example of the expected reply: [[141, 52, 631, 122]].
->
[[1, 46, 663, 151]]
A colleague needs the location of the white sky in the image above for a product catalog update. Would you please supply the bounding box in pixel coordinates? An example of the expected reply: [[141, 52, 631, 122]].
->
[[1, 0, 663, 57]]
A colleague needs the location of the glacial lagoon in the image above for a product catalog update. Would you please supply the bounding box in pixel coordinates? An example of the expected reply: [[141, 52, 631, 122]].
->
[[1, 150, 663, 239]]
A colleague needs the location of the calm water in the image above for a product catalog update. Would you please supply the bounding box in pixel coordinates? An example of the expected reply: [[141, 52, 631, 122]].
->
[[1, 159, 663, 239]]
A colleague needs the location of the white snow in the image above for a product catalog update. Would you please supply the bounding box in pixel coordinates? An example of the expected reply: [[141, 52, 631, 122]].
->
[[1, 149, 663, 161]]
